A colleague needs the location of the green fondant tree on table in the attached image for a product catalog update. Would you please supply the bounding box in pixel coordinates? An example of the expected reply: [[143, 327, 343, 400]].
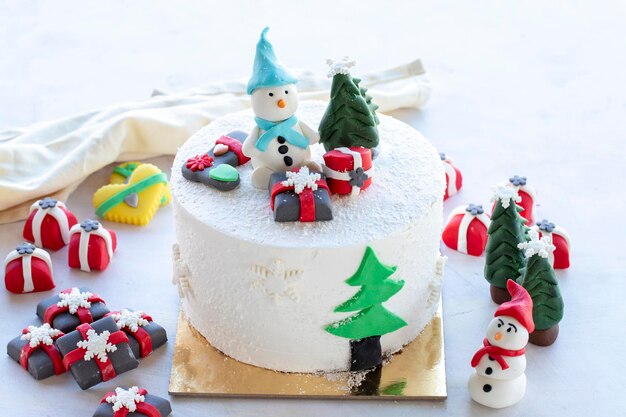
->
[[326, 246, 407, 371], [319, 58, 379, 152], [484, 184, 528, 304], [517, 230, 564, 346]]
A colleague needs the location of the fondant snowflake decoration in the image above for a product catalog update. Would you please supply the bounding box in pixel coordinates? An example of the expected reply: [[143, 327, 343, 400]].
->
[[111, 309, 149, 332], [251, 259, 303, 302], [21, 324, 62, 348], [491, 183, 521, 209], [281, 166, 320, 194], [57, 287, 92, 314], [518, 229, 555, 259], [76, 329, 117, 362], [106, 386, 145, 412], [428, 256, 447, 307], [172, 244, 192, 298], [326, 56, 356, 77]]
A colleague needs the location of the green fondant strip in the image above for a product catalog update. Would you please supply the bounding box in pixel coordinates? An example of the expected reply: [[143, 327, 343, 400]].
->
[[113, 162, 139, 179], [96, 172, 168, 218]]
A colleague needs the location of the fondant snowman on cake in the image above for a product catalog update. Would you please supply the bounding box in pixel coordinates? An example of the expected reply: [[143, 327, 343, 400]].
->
[[242, 27, 320, 189], [468, 280, 534, 408]]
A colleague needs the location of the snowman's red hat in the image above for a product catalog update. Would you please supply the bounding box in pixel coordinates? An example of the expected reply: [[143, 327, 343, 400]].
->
[[495, 280, 535, 333]]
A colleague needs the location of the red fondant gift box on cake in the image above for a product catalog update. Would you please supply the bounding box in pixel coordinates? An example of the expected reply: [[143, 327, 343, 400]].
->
[[4, 243, 55, 293], [23, 197, 78, 250], [323, 146, 373, 196]]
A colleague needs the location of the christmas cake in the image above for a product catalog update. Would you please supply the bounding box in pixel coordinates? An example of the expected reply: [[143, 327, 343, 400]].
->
[[171, 100, 445, 372], [169, 28, 445, 373]]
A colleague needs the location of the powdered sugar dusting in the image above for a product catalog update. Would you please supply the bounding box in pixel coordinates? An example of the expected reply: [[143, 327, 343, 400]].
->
[[171, 101, 444, 248]]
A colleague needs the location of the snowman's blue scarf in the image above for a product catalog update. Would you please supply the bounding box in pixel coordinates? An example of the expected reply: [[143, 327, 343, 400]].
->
[[254, 115, 309, 152]]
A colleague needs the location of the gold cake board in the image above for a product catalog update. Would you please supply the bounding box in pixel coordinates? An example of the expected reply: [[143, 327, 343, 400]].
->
[[168, 302, 446, 400]]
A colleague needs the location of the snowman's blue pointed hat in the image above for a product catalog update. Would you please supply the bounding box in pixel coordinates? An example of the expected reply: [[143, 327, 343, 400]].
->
[[247, 27, 298, 95]]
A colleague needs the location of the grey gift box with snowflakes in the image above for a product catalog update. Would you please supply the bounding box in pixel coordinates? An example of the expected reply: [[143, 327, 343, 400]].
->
[[93, 386, 172, 417], [56, 316, 139, 390], [105, 309, 167, 359], [6, 323, 66, 380], [269, 167, 333, 222], [36, 287, 110, 333]]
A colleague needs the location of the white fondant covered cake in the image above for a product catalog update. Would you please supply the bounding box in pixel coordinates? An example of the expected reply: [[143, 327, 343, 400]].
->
[[171, 101, 445, 372]]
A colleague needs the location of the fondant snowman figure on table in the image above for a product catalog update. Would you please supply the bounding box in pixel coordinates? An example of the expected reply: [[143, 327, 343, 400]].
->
[[243, 27, 321, 189], [469, 279, 534, 408]]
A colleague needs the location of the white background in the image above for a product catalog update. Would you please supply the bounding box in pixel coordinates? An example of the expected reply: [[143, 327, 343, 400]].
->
[[1, 1, 624, 416]]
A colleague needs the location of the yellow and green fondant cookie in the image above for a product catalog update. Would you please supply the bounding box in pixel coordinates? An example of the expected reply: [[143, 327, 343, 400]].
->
[[94, 163, 170, 226]]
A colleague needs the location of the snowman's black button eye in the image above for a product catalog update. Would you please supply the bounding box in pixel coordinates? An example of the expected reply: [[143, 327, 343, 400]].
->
[[497, 323, 502, 328], [285, 90, 288, 94], [269, 92, 274, 97], [507, 328, 512, 333]]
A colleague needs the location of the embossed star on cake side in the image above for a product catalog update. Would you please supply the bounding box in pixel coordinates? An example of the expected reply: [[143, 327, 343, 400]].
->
[[250, 259, 303, 303]]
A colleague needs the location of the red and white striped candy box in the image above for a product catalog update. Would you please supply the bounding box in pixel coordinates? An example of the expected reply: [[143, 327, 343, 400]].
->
[[440, 153, 463, 200], [3, 243, 55, 293], [442, 204, 491, 256], [68, 220, 117, 272], [322, 146, 373, 196], [532, 219, 570, 269], [23, 197, 78, 251]]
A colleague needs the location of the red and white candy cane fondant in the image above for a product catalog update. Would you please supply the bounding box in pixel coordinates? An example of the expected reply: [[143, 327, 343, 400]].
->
[[105, 309, 154, 358], [102, 387, 162, 417], [532, 219, 571, 269], [4, 243, 55, 293], [442, 204, 491, 256], [19, 324, 65, 375], [62, 322, 129, 382], [68, 220, 117, 272], [440, 153, 463, 200], [322, 146, 373, 196], [23, 197, 78, 250]]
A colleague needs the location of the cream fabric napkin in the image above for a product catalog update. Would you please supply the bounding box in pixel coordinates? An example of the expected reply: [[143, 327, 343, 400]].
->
[[0, 59, 431, 224]]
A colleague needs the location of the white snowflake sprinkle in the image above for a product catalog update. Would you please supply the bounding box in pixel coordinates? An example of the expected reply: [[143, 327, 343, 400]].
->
[[76, 329, 117, 362], [491, 183, 522, 209], [57, 287, 92, 314], [281, 166, 321, 194], [518, 229, 556, 259], [105, 386, 145, 412], [21, 324, 62, 348], [111, 309, 149, 332], [326, 56, 356, 77]]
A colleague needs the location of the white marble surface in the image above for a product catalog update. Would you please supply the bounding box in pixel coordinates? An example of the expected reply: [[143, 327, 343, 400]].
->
[[1, 1, 624, 416]]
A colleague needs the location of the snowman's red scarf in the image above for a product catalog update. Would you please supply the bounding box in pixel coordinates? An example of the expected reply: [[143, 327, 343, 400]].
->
[[471, 338, 525, 371]]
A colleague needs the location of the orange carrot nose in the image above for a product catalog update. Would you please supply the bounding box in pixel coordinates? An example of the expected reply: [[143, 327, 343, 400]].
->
[[494, 332, 503, 341], [277, 99, 286, 108]]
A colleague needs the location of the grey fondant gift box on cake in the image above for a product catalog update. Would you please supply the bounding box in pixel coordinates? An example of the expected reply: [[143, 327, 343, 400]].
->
[[6, 324, 66, 380], [56, 316, 139, 390], [104, 309, 167, 359], [269, 168, 333, 222], [36, 287, 110, 333], [93, 386, 172, 417]]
